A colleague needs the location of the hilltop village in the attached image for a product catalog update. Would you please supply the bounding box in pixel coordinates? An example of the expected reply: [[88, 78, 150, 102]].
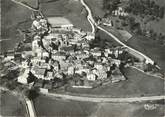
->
[[1, 13, 162, 92]]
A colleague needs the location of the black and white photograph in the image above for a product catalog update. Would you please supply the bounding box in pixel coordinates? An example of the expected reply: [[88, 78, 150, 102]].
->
[[0, 0, 165, 117]]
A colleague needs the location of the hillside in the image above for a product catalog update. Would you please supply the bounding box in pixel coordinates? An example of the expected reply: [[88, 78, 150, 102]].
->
[[1, 0, 32, 52], [39, 0, 92, 32]]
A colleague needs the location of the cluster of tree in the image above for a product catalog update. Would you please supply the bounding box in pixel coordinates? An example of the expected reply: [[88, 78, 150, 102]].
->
[[120, 16, 142, 35], [24, 88, 39, 100], [103, 0, 121, 14], [125, 0, 165, 19], [119, 16, 165, 45]]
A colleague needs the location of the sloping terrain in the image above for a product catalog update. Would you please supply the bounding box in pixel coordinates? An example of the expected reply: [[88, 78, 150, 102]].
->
[[1, 0, 32, 52], [34, 95, 97, 117], [40, 0, 92, 32], [15, 0, 38, 8]]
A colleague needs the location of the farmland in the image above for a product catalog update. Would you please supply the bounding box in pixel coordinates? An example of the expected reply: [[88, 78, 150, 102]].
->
[[95, 101, 165, 117], [33, 95, 164, 117], [33, 94, 97, 117]]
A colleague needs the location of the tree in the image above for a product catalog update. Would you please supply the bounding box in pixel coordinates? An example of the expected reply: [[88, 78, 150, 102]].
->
[[24, 88, 39, 100], [159, 7, 165, 18]]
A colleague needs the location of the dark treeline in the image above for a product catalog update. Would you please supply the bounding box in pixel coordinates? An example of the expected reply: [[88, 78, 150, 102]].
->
[[125, 0, 165, 18]]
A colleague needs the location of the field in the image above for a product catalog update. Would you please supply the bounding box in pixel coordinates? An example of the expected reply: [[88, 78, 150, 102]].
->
[[127, 35, 165, 72], [33, 94, 164, 117], [1, 0, 32, 52], [95, 101, 165, 117], [39, 0, 92, 32], [33, 95, 97, 117], [0, 90, 26, 116], [85, 0, 105, 17], [67, 67, 164, 97]]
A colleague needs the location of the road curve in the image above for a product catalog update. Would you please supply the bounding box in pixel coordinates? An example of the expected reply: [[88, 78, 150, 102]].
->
[[80, 0, 155, 65], [0, 87, 37, 117]]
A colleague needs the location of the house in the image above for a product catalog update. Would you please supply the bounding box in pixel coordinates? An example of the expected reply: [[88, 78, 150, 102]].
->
[[97, 71, 107, 79], [42, 51, 49, 59], [22, 51, 34, 59], [52, 61, 60, 71], [14, 52, 22, 62], [36, 47, 43, 57], [111, 59, 121, 67], [32, 67, 46, 79], [102, 18, 113, 27], [17, 69, 29, 84], [60, 45, 75, 53], [52, 52, 66, 61], [86, 32, 95, 40], [87, 73, 97, 81], [37, 61, 50, 69], [76, 52, 89, 60], [4, 55, 14, 61], [113, 7, 128, 16], [94, 63, 103, 70], [68, 66, 75, 75], [32, 39, 39, 51], [45, 71, 54, 80], [54, 72, 63, 79], [32, 20, 42, 30], [91, 49, 102, 57], [21, 61, 28, 68]]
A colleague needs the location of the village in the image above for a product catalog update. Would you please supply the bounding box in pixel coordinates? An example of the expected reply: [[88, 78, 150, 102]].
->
[[1, 12, 161, 93]]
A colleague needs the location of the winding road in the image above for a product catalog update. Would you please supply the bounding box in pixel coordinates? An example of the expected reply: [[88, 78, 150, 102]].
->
[[80, 0, 154, 65]]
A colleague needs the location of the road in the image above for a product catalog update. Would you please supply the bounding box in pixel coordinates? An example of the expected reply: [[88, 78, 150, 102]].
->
[[11, 0, 39, 11], [0, 87, 37, 117], [80, 0, 155, 65], [42, 92, 165, 103]]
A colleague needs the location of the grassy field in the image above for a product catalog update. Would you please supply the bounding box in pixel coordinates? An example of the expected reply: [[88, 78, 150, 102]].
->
[[1, 0, 32, 52], [85, 0, 105, 17], [127, 35, 165, 72], [67, 67, 164, 97], [0, 90, 26, 116], [33, 95, 97, 117], [40, 0, 92, 32], [33, 94, 164, 117], [95, 101, 165, 117]]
